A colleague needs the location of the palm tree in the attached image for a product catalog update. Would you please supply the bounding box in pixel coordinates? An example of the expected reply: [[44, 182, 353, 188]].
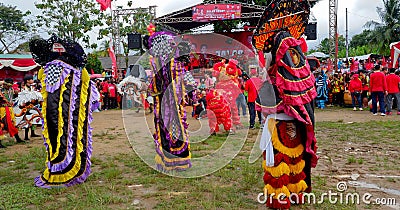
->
[[364, 0, 400, 54]]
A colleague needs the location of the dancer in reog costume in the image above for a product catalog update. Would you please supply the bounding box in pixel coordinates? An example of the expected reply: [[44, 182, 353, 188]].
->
[[211, 59, 243, 133], [252, 0, 318, 208], [30, 34, 100, 188], [143, 31, 192, 172]]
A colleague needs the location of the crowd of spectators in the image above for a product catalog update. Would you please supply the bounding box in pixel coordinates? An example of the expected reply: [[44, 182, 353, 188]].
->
[[316, 58, 400, 115]]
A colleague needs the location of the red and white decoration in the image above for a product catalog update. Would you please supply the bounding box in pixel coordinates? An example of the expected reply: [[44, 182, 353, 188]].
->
[[390, 41, 400, 68], [0, 58, 39, 72]]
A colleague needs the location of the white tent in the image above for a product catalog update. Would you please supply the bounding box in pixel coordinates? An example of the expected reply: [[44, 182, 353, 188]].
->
[[307, 52, 329, 58]]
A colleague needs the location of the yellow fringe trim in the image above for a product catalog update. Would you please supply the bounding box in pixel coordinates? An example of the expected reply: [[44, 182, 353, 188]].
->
[[155, 154, 191, 171], [287, 180, 308, 194], [264, 184, 291, 199], [262, 160, 290, 178], [43, 69, 90, 183], [39, 67, 51, 163], [289, 160, 305, 175], [268, 118, 304, 158]]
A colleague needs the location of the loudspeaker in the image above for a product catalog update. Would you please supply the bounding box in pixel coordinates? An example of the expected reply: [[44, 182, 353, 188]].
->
[[305, 23, 317, 40], [128, 33, 142, 49]]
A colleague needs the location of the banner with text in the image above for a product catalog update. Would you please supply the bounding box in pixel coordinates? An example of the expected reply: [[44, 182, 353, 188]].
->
[[192, 4, 241, 22]]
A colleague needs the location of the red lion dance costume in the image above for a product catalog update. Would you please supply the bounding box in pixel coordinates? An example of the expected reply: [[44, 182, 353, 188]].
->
[[207, 59, 242, 134], [252, 0, 318, 209]]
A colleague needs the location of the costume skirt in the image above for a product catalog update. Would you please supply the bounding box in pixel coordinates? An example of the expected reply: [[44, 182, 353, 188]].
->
[[262, 118, 312, 209]]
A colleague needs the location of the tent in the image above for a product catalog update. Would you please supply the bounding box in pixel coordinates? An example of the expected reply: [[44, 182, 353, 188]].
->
[[390, 41, 400, 68], [0, 54, 40, 81], [307, 52, 329, 58]]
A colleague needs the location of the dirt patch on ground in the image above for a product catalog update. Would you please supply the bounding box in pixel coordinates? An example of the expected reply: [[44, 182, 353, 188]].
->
[[2, 107, 399, 209]]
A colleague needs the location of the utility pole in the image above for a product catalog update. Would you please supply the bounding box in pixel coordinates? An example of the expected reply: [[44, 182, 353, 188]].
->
[[329, 0, 338, 72], [346, 8, 349, 61]]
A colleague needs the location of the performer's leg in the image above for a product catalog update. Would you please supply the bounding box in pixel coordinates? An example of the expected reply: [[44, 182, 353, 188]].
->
[[24, 128, 30, 140], [257, 111, 262, 125], [248, 102, 256, 128], [15, 133, 25, 143], [31, 125, 40, 137]]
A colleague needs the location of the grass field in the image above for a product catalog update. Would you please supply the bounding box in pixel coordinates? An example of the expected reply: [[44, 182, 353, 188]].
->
[[0, 116, 399, 209]]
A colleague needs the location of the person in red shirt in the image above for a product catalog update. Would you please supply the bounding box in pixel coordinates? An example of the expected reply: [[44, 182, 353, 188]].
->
[[244, 69, 262, 129], [385, 68, 400, 115], [101, 79, 109, 110], [108, 79, 117, 109], [348, 74, 363, 111], [369, 65, 388, 115]]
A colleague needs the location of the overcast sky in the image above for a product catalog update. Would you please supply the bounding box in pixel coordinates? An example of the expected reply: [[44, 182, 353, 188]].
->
[[1, 0, 385, 50]]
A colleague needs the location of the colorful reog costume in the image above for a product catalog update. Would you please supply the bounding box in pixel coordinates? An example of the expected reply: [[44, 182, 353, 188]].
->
[[30, 35, 100, 188], [144, 32, 192, 172], [252, 0, 319, 208]]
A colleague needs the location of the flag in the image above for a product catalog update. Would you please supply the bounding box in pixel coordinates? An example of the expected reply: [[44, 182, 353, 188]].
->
[[96, 0, 111, 11], [108, 40, 118, 79]]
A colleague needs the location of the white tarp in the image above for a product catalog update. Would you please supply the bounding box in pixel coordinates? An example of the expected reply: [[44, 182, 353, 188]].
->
[[307, 52, 329, 58]]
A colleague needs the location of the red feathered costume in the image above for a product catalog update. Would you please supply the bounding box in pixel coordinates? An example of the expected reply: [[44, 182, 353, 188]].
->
[[209, 59, 243, 133], [206, 90, 232, 133]]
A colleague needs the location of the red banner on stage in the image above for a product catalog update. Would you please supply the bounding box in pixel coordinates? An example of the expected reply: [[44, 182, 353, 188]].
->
[[183, 31, 254, 59], [192, 4, 241, 22], [182, 32, 255, 70]]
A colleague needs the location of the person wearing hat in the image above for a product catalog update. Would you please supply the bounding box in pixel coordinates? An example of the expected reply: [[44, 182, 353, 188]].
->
[[369, 64, 388, 116], [0, 78, 25, 148]]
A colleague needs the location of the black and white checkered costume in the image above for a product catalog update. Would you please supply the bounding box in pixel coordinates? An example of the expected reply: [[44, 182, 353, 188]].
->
[[44, 64, 64, 86]]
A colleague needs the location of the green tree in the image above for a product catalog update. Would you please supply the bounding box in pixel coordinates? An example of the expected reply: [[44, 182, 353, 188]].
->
[[93, 40, 110, 58], [317, 35, 346, 55], [349, 30, 373, 48], [0, 3, 32, 53], [35, 0, 110, 49], [364, 0, 400, 55], [86, 53, 103, 74]]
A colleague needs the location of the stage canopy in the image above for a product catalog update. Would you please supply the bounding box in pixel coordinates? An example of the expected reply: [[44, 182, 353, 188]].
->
[[154, 0, 266, 33], [0, 54, 40, 72]]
